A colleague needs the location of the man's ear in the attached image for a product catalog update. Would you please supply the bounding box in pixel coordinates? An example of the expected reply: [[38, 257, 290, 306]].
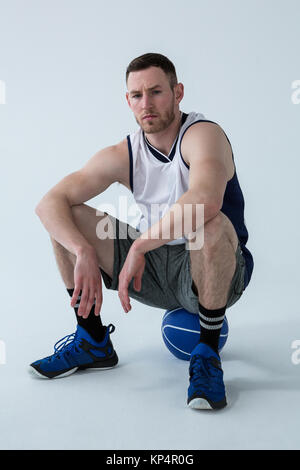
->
[[126, 92, 132, 109], [175, 83, 184, 103]]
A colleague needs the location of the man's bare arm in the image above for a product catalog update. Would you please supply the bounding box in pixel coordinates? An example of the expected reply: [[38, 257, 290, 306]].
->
[[35, 139, 129, 256]]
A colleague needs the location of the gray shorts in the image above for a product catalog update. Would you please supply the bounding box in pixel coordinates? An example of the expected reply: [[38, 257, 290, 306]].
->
[[99, 213, 246, 313]]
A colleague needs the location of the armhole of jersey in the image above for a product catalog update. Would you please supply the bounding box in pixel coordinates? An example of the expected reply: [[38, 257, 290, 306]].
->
[[179, 119, 235, 177], [231, 152, 237, 178], [126, 135, 134, 193]]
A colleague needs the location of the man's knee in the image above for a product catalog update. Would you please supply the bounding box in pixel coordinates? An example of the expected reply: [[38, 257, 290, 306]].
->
[[71, 203, 106, 218], [195, 212, 238, 253], [71, 203, 91, 221], [201, 212, 226, 250]]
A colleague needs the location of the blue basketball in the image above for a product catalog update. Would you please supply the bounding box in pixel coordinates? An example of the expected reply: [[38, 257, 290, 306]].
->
[[161, 307, 228, 361]]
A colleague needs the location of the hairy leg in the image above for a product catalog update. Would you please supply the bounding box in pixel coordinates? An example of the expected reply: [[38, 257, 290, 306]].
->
[[189, 212, 238, 309], [51, 204, 114, 288], [50, 237, 76, 288]]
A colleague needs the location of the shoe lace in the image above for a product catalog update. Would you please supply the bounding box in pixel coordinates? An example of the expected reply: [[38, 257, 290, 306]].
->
[[189, 355, 221, 391], [48, 332, 80, 362], [47, 324, 116, 362]]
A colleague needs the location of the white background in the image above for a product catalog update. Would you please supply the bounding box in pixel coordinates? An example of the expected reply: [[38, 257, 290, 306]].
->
[[0, 0, 299, 450]]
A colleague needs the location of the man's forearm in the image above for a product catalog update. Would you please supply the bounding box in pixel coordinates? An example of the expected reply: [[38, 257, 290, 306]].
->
[[35, 194, 93, 256], [133, 190, 220, 254]]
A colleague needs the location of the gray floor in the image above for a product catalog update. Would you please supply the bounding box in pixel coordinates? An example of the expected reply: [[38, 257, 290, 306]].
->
[[1, 273, 299, 450]]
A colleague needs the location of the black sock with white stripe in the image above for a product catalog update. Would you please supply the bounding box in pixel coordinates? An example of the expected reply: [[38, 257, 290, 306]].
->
[[67, 288, 106, 342], [198, 301, 226, 354]]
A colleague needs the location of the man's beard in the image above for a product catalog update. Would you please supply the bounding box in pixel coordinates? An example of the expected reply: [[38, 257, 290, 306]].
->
[[136, 99, 176, 135]]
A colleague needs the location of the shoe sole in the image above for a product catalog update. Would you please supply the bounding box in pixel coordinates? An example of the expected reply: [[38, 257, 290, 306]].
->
[[29, 366, 79, 379], [188, 396, 227, 410], [29, 352, 118, 379]]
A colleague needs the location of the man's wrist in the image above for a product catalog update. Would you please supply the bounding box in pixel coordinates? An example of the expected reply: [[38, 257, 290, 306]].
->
[[75, 243, 96, 258], [131, 234, 167, 254], [131, 237, 149, 255]]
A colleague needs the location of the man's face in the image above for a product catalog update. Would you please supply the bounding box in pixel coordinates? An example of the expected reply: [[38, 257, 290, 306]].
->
[[126, 66, 183, 134]]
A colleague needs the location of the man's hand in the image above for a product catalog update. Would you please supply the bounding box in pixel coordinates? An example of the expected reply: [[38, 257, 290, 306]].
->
[[70, 247, 103, 318], [118, 243, 146, 313]]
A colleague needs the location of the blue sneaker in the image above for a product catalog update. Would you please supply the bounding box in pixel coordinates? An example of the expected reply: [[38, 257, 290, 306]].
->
[[29, 323, 118, 379], [187, 342, 227, 410]]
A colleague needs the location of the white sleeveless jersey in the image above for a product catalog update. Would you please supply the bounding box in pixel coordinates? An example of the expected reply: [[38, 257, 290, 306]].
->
[[126, 111, 205, 245]]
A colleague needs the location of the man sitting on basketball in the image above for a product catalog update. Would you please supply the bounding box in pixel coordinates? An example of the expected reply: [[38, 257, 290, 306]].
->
[[30, 53, 254, 410]]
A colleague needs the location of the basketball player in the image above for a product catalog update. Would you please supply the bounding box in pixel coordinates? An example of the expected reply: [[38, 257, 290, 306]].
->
[[30, 53, 254, 410]]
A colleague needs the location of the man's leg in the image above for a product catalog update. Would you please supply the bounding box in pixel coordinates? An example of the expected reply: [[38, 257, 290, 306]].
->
[[189, 211, 238, 352], [187, 211, 238, 409], [189, 211, 238, 309], [30, 204, 119, 379], [51, 204, 115, 341], [51, 203, 114, 286], [50, 237, 76, 289]]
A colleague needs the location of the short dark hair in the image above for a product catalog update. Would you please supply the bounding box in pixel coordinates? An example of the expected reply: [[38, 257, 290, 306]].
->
[[126, 53, 178, 91]]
